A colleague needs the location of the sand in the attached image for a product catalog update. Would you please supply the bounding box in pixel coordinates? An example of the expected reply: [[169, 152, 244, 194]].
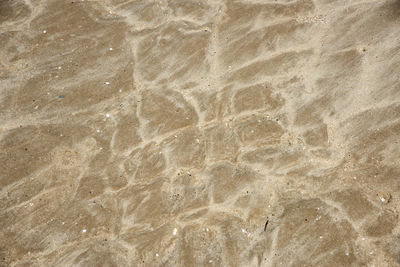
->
[[1, 0, 400, 266]]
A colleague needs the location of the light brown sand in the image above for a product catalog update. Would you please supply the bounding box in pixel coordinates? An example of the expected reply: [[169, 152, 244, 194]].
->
[[1, 0, 400, 266]]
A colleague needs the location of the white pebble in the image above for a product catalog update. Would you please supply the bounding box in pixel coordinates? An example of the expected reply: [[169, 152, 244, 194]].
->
[[109, 48, 113, 51], [96, 129, 100, 133], [106, 113, 110, 118], [345, 252, 349, 256], [370, 251, 374, 255], [58, 66, 62, 70], [156, 253, 159, 257], [105, 82, 110, 85], [173, 228, 177, 235], [43, 30, 47, 33], [82, 229, 87, 233], [61, 222, 65, 225]]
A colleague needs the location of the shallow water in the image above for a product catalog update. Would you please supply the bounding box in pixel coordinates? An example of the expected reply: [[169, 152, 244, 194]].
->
[[1, 0, 400, 266]]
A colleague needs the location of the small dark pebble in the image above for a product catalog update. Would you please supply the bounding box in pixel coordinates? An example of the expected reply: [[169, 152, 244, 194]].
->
[[59, 95, 65, 98]]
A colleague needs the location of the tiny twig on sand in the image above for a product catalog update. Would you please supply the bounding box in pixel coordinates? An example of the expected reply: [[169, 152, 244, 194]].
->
[[264, 220, 269, 232]]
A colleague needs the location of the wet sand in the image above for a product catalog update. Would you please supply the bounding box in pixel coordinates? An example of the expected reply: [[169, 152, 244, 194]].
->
[[1, 0, 400, 266]]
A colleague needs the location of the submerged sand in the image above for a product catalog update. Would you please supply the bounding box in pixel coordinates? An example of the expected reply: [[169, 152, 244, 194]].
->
[[1, 0, 400, 266]]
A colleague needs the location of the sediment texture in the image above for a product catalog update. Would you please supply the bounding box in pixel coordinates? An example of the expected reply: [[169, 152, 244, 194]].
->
[[1, 0, 400, 266]]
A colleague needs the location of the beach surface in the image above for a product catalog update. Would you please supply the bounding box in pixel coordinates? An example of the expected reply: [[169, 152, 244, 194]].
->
[[1, 0, 400, 266]]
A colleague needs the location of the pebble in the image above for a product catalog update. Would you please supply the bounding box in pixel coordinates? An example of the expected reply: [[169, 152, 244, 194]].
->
[[377, 191, 391, 203], [82, 229, 87, 233]]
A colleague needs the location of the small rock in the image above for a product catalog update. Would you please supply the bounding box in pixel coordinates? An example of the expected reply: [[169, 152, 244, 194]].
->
[[377, 191, 391, 203]]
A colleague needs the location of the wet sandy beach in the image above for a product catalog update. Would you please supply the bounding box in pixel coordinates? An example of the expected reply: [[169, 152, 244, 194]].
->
[[1, 0, 400, 266]]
